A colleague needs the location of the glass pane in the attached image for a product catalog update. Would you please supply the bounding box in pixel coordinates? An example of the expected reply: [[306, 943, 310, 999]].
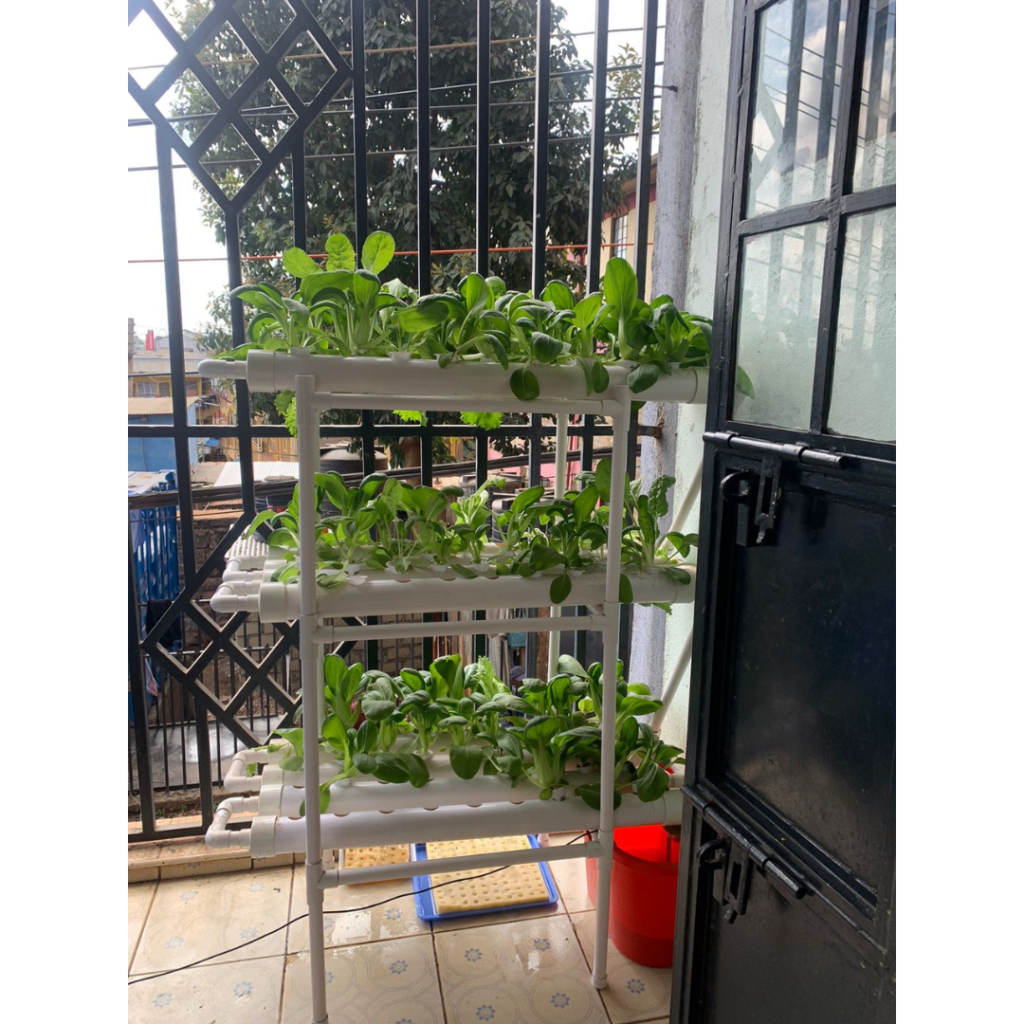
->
[[734, 222, 826, 429], [828, 208, 896, 441], [746, 0, 847, 217], [852, 0, 896, 190]]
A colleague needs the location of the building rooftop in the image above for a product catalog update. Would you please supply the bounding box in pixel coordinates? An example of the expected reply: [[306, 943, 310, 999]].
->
[[128, 397, 198, 416]]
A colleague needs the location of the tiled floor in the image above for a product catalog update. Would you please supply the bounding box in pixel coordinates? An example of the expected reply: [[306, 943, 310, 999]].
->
[[127, 834, 673, 1024]]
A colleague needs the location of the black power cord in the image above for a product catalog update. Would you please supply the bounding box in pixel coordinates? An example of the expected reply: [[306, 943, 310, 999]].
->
[[128, 831, 590, 985]]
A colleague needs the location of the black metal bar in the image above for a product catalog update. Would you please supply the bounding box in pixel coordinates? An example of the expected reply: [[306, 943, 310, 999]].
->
[[531, 0, 552, 295], [132, 421, 632, 440], [360, 410, 377, 475], [226, 214, 257, 519], [474, 427, 489, 659], [840, 183, 896, 216], [810, 0, 868, 435], [129, 538, 157, 837], [714, 0, 754, 429], [633, 0, 659, 300], [735, 198, 832, 237], [351, 0, 369, 249], [127, 95, 665, 131], [155, 138, 197, 587], [416, 0, 432, 294], [476, 0, 491, 274], [586, 0, 610, 293], [193, 696, 215, 825], [292, 135, 307, 249]]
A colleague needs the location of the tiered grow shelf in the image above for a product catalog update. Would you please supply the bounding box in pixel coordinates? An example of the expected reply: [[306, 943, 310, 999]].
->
[[199, 352, 706, 1022]]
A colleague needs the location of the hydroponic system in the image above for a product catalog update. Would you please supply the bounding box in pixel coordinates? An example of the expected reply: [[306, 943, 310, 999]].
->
[[198, 234, 711, 1024]]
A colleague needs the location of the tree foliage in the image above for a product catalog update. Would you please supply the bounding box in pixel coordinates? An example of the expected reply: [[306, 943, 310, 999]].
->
[[167, 0, 640, 454]]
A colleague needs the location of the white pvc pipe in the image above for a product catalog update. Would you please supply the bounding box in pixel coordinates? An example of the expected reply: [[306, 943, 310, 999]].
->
[[314, 611, 607, 644], [547, 413, 569, 680], [651, 626, 694, 734], [199, 353, 707, 409], [322, 838, 593, 888], [594, 388, 631, 990], [256, 789, 685, 856], [314, 391, 623, 417], [206, 796, 260, 849], [256, 569, 691, 623], [296, 374, 328, 1024], [271, 769, 613, 817], [223, 749, 268, 792], [210, 585, 260, 615], [667, 456, 704, 536]]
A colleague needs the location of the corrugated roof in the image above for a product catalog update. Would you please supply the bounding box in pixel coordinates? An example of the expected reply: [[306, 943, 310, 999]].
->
[[128, 397, 198, 416], [212, 461, 299, 488]]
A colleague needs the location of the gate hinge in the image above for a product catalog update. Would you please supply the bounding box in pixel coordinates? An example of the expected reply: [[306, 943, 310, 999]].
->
[[683, 786, 807, 922]]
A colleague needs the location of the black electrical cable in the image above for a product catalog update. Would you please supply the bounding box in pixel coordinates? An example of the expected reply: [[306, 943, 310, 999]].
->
[[127, 830, 590, 985]]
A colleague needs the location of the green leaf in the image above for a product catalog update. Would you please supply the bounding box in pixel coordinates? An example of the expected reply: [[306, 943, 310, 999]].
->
[[573, 485, 600, 525], [619, 574, 634, 604], [509, 368, 540, 402], [460, 272, 490, 312], [510, 485, 545, 516], [361, 698, 398, 722], [531, 332, 564, 364], [542, 280, 575, 310], [402, 753, 430, 788], [635, 761, 669, 802], [371, 752, 411, 784], [245, 508, 277, 537], [461, 410, 504, 431], [576, 782, 622, 811], [594, 458, 612, 502], [557, 654, 589, 678], [353, 752, 378, 775], [351, 270, 381, 307], [735, 364, 757, 400], [627, 362, 663, 394], [449, 744, 484, 780], [398, 298, 449, 331], [325, 233, 356, 271], [603, 257, 638, 314], [282, 247, 321, 278], [550, 572, 572, 605], [591, 360, 610, 394], [573, 293, 602, 328], [360, 231, 395, 274]]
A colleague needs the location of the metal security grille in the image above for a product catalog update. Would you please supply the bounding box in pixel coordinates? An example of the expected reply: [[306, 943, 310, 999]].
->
[[127, 0, 663, 841]]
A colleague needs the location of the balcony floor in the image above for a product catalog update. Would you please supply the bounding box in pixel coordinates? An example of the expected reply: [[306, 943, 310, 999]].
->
[[128, 833, 673, 1024]]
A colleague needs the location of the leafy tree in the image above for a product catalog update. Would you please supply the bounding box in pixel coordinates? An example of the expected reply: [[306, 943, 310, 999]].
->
[[169, 0, 640, 457]]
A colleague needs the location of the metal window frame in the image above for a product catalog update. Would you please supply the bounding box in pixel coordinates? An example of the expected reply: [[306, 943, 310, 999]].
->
[[710, 0, 895, 467], [127, 0, 664, 841]]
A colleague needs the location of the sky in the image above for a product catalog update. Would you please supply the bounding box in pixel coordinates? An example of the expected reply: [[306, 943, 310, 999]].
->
[[127, 0, 663, 336]]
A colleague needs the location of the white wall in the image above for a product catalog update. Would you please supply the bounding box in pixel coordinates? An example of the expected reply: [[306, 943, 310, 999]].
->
[[646, 0, 736, 752]]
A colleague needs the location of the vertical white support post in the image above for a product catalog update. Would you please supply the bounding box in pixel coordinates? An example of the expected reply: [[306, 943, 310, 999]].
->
[[546, 413, 569, 680], [296, 375, 329, 1024], [651, 626, 693, 733], [592, 388, 629, 990]]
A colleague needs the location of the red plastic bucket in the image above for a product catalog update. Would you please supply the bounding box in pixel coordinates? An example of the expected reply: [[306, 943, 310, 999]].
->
[[585, 825, 680, 968]]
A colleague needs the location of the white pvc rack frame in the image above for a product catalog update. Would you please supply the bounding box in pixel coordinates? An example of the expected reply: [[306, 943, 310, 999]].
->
[[198, 352, 706, 1023]]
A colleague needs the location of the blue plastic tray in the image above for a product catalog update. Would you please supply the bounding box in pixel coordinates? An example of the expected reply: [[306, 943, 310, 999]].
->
[[411, 834, 559, 922]]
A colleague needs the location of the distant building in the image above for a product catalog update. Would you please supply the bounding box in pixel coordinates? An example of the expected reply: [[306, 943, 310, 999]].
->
[[599, 153, 657, 294], [128, 396, 198, 472], [128, 319, 218, 426]]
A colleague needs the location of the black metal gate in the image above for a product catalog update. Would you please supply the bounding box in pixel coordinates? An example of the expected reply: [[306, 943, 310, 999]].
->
[[127, 0, 664, 840], [672, 0, 895, 1020]]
